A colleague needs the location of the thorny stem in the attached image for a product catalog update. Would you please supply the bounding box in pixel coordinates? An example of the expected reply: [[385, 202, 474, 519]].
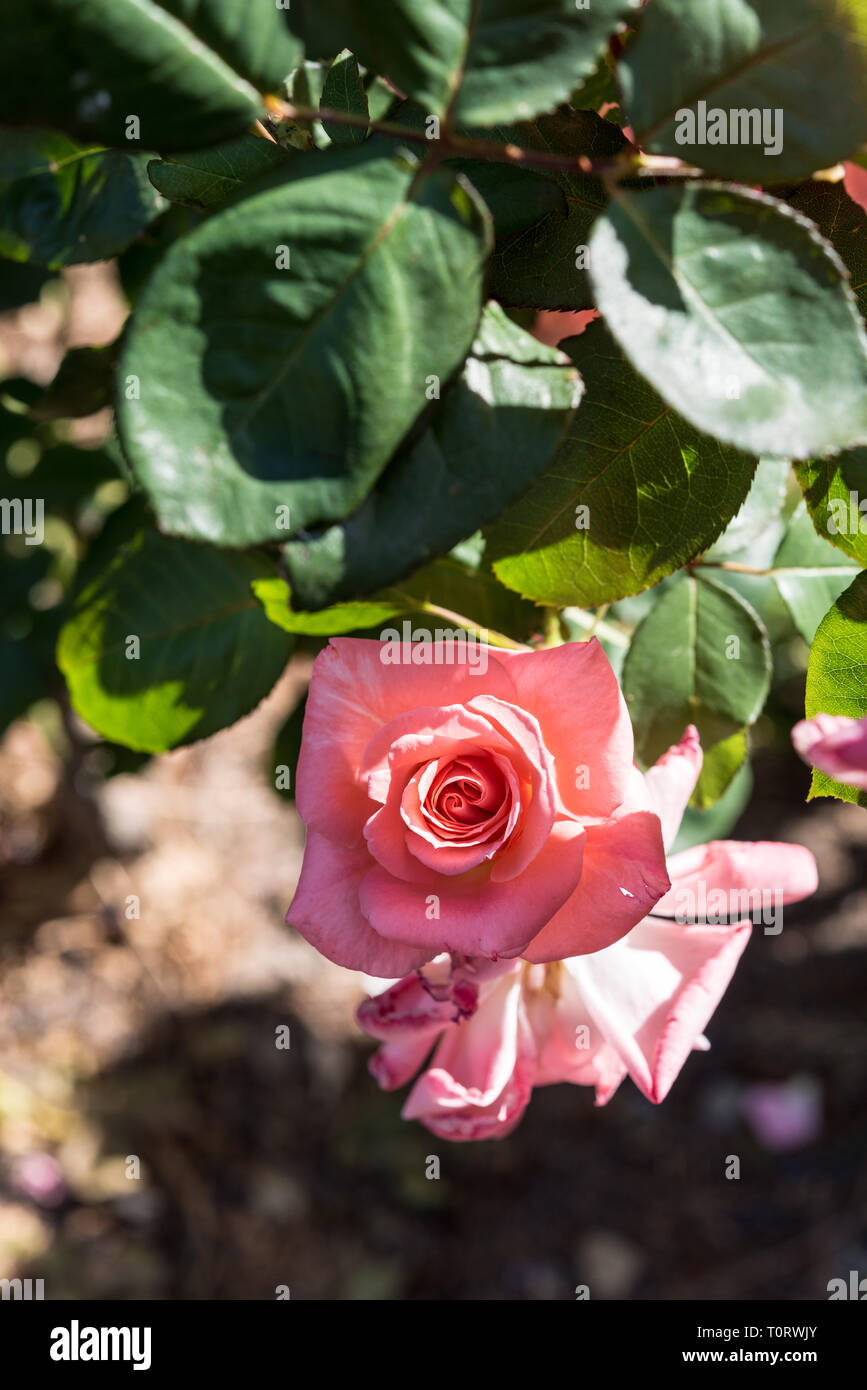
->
[[266, 97, 701, 181]]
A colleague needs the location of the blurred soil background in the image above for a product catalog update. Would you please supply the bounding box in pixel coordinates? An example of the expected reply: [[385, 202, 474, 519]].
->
[[1, 282, 866, 1302]]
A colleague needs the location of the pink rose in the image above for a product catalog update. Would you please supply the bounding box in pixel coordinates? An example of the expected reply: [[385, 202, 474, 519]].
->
[[287, 638, 670, 975], [358, 728, 819, 1141], [792, 712, 867, 790]]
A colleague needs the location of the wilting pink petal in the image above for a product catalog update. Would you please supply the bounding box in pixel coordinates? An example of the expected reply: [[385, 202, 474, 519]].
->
[[402, 968, 536, 1140], [656, 840, 819, 921], [356, 727, 820, 1139], [792, 712, 867, 791], [569, 916, 752, 1103], [643, 725, 703, 850]]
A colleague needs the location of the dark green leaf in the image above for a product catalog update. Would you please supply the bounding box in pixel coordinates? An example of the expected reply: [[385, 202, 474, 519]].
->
[[391, 554, 540, 643], [620, 0, 867, 182], [148, 135, 292, 210], [487, 322, 757, 607], [590, 182, 867, 459], [290, 0, 641, 125], [804, 569, 867, 806], [56, 531, 294, 753], [0, 131, 164, 269], [796, 449, 867, 565], [118, 145, 491, 547], [281, 302, 580, 609], [485, 109, 628, 309], [447, 159, 566, 237], [2, 0, 301, 149], [788, 177, 867, 317], [570, 50, 625, 125], [321, 49, 369, 145], [622, 572, 771, 806]]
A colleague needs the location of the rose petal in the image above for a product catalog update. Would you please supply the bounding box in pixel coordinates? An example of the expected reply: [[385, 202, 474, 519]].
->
[[296, 639, 516, 845], [522, 811, 670, 962], [495, 639, 635, 819], [656, 840, 819, 921], [643, 725, 703, 851], [402, 969, 535, 1140], [359, 819, 585, 958], [569, 916, 752, 1103], [792, 712, 867, 791], [287, 831, 430, 975]]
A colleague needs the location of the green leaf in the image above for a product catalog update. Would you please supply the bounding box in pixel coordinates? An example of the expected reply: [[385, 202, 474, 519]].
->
[[392, 555, 540, 643], [570, 50, 625, 125], [57, 531, 294, 753], [260, 551, 539, 647], [147, 135, 292, 210], [788, 177, 867, 318], [672, 756, 754, 852], [271, 689, 308, 802], [118, 144, 491, 547], [486, 322, 757, 607], [2, 0, 301, 149], [281, 302, 580, 609], [622, 572, 771, 806], [484, 109, 629, 310], [796, 449, 867, 565], [446, 159, 566, 237], [789, 185, 867, 562], [254, 579, 405, 635], [771, 501, 859, 642], [692, 728, 750, 811], [290, 0, 641, 126], [320, 49, 369, 145], [620, 0, 867, 182], [703, 458, 792, 563], [805, 570, 867, 806], [590, 182, 867, 460], [0, 131, 164, 269]]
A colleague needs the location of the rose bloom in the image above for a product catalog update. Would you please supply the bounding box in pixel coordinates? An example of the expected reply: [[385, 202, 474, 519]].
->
[[792, 712, 867, 791], [357, 728, 818, 1141], [288, 637, 671, 975]]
